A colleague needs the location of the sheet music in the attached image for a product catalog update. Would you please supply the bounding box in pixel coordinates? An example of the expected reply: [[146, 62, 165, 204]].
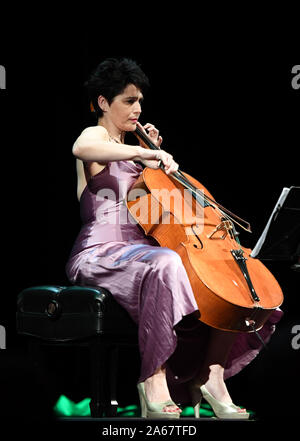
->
[[250, 187, 291, 258]]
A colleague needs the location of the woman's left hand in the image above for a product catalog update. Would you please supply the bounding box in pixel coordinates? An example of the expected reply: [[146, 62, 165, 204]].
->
[[135, 121, 178, 174], [137, 121, 163, 148]]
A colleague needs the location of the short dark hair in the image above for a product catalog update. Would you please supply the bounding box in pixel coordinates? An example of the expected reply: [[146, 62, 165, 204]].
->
[[84, 57, 150, 118]]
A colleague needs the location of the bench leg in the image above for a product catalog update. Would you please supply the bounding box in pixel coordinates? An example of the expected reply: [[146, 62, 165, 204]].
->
[[89, 341, 106, 417], [105, 345, 119, 417], [89, 341, 120, 418]]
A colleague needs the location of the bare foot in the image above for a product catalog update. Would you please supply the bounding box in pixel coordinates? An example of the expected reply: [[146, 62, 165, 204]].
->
[[196, 365, 246, 411], [204, 377, 233, 405], [144, 368, 181, 414]]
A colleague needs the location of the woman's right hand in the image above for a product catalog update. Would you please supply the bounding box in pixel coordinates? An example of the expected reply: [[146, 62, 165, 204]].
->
[[137, 147, 179, 175]]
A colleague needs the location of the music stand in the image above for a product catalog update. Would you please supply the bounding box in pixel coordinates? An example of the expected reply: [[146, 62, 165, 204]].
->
[[250, 186, 300, 263]]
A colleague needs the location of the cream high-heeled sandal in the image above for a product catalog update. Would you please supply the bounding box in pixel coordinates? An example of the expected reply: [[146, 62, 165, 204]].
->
[[189, 383, 249, 419], [137, 382, 181, 419]]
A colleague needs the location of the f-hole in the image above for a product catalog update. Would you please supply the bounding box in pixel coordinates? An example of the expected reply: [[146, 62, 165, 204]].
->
[[192, 225, 203, 249]]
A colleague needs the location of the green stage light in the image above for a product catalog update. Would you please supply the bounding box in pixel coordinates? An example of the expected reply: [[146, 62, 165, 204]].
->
[[53, 395, 253, 418]]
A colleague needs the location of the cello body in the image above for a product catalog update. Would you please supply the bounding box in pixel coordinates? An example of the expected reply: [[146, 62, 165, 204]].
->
[[127, 166, 283, 333]]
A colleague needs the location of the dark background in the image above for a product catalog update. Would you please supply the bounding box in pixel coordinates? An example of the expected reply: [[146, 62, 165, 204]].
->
[[0, 17, 299, 434]]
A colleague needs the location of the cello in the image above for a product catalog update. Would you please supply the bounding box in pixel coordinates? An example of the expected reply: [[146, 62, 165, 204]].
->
[[126, 126, 283, 333]]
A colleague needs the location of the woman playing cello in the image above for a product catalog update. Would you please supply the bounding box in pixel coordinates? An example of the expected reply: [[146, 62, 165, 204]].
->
[[65, 57, 282, 419]]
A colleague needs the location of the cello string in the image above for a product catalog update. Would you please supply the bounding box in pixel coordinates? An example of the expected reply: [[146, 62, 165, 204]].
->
[[172, 172, 250, 233], [214, 206, 243, 250], [136, 127, 228, 211], [171, 172, 246, 245], [172, 170, 251, 232], [134, 127, 251, 232]]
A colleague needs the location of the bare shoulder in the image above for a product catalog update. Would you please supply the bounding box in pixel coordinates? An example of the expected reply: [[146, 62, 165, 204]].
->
[[78, 125, 110, 141]]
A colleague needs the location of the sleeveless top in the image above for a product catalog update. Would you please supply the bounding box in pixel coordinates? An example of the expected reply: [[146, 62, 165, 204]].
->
[[68, 160, 152, 259]]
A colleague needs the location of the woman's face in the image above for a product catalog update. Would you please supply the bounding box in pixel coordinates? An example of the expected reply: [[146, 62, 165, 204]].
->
[[102, 83, 143, 132]]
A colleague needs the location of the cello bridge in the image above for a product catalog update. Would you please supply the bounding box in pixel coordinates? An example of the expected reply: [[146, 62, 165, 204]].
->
[[207, 220, 233, 240]]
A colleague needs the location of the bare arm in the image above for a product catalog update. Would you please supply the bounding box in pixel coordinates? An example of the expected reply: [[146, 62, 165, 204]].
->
[[72, 125, 179, 174], [72, 126, 154, 164]]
